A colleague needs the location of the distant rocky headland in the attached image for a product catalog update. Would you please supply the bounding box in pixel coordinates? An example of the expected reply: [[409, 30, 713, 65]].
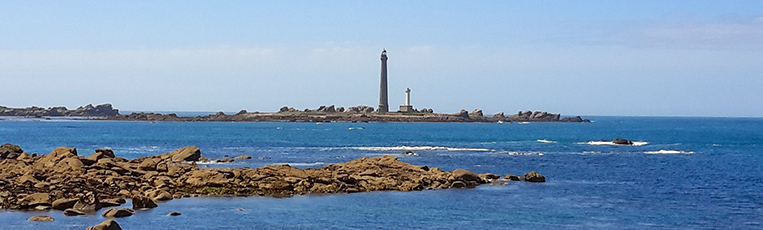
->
[[1, 103, 589, 122], [0, 104, 119, 117]]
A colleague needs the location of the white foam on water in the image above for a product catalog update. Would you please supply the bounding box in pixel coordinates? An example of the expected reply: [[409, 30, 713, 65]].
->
[[498, 151, 544, 156], [353, 146, 493, 152], [644, 150, 694, 154], [536, 139, 556, 143], [583, 141, 649, 146], [275, 162, 326, 166]]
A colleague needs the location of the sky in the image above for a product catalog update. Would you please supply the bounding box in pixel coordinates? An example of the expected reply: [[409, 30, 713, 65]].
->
[[1, 1, 762, 117]]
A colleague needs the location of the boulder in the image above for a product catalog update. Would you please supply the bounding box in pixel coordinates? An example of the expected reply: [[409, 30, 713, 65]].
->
[[102, 208, 134, 218], [132, 196, 158, 209], [456, 109, 469, 119], [612, 138, 634, 145], [145, 189, 173, 201], [524, 171, 546, 182], [470, 109, 484, 117], [36, 147, 78, 169], [233, 155, 252, 160], [168, 146, 201, 162], [19, 193, 52, 208], [63, 208, 86, 216], [51, 198, 79, 210], [478, 173, 500, 182], [27, 215, 54, 222], [95, 148, 115, 158], [167, 211, 182, 216], [503, 174, 521, 181], [85, 219, 122, 230], [73, 192, 101, 212], [451, 169, 482, 183], [0, 143, 24, 159]]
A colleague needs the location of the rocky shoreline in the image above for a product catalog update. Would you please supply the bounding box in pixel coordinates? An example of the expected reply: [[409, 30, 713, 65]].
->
[[0, 143, 544, 217], [1, 103, 590, 123]]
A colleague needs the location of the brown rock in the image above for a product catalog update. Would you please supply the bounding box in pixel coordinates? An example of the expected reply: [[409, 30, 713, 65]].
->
[[478, 173, 500, 182], [95, 148, 116, 158], [233, 155, 252, 159], [184, 169, 232, 187], [451, 169, 482, 183], [85, 219, 122, 230], [38, 147, 78, 169], [73, 192, 101, 212], [20, 193, 52, 208], [167, 211, 182, 216], [0, 143, 24, 159], [102, 208, 134, 218], [524, 171, 546, 182], [63, 208, 85, 216], [503, 174, 521, 181], [52, 198, 79, 210], [145, 189, 173, 201], [138, 158, 161, 171], [132, 195, 158, 209], [168, 146, 201, 162], [27, 215, 54, 222]]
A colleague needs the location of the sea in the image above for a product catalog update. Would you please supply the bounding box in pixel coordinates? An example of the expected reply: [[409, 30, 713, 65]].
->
[[0, 116, 761, 229]]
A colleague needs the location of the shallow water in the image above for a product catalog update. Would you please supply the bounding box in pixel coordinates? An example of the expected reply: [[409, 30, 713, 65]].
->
[[1, 117, 762, 229]]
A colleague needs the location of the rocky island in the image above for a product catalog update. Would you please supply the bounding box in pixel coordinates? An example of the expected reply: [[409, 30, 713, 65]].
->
[[0, 103, 589, 123]]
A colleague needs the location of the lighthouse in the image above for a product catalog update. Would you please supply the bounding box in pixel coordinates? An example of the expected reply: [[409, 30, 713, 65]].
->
[[378, 49, 389, 113]]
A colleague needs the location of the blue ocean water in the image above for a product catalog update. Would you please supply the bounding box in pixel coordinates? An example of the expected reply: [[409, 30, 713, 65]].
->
[[0, 117, 762, 229]]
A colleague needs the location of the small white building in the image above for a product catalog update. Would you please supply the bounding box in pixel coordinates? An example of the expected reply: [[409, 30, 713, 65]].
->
[[399, 88, 414, 113]]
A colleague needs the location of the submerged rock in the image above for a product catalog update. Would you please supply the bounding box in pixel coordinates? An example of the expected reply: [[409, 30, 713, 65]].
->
[[27, 215, 54, 222], [167, 211, 182, 216], [524, 171, 546, 182], [612, 138, 634, 145], [102, 208, 134, 218]]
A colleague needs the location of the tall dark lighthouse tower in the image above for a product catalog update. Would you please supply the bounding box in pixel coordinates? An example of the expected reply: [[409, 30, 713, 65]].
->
[[378, 49, 389, 113]]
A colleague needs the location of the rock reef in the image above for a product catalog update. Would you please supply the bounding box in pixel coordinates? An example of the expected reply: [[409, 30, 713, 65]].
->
[[112, 105, 589, 123], [0, 144, 544, 213]]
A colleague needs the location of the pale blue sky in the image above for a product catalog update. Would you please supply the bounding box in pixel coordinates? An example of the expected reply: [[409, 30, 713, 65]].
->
[[2, 1, 762, 117]]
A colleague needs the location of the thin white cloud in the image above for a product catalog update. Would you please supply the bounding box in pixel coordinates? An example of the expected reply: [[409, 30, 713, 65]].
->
[[621, 19, 763, 50]]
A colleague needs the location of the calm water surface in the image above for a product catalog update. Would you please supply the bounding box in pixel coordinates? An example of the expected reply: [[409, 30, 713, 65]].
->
[[0, 117, 761, 229]]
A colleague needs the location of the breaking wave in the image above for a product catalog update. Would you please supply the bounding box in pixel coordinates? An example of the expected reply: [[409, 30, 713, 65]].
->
[[353, 146, 493, 152], [644, 150, 694, 155], [275, 162, 326, 166], [536, 139, 556, 143], [582, 141, 649, 146], [499, 151, 545, 156]]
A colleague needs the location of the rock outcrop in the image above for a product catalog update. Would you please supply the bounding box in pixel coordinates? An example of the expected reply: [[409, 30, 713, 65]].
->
[[0, 144, 546, 213]]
